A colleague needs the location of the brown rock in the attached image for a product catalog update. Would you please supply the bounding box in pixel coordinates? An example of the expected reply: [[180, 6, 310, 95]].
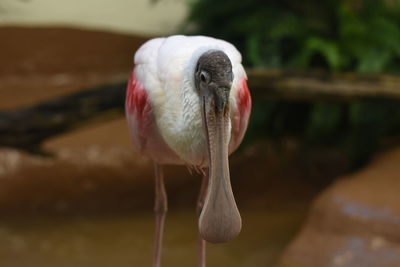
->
[[0, 26, 148, 109], [0, 117, 201, 214], [279, 148, 400, 267], [0, 144, 151, 214]]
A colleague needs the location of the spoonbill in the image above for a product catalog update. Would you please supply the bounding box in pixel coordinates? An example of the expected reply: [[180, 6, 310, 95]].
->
[[125, 35, 251, 267]]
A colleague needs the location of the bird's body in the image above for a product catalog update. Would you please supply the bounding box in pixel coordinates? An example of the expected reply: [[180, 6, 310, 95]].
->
[[125, 35, 251, 267], [126, 35, 251, 167]]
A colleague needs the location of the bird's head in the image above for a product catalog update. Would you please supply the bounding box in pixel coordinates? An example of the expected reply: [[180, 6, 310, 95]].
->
[[194, 50, 241, 244], [195, 50, 233, 114]]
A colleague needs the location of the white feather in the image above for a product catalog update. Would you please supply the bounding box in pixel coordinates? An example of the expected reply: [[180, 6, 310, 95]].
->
[[133, 35, 246, 166]]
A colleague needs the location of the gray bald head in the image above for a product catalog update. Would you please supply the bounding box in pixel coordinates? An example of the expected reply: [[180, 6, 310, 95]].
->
[[194, 50, 233, 113]]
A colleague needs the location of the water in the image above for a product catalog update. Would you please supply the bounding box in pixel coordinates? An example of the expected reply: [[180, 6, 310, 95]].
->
[[0, 209, 304, 267]]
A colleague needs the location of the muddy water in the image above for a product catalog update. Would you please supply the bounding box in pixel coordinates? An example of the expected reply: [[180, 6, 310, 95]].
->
[[0, 208, 304, 267]]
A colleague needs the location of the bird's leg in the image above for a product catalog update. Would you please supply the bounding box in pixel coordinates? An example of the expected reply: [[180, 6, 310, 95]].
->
[[153, 163, 167, 267], [197, 171, 209, 267]]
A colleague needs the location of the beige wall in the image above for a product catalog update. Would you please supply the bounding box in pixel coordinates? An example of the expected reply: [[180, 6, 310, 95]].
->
[[0, 0, 187, 35]]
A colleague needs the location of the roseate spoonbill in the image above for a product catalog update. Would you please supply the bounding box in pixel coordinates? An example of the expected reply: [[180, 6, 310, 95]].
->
[[125, 35, 251, 267]]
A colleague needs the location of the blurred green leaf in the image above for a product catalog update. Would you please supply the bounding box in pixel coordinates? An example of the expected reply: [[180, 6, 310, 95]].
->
[[185, 0, 400, 168], [291, 37, 342, 70]]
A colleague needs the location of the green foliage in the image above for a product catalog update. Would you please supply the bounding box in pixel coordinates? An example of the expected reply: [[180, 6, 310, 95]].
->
[[186, 0, 400, 72], [185, 0, 400, 167]]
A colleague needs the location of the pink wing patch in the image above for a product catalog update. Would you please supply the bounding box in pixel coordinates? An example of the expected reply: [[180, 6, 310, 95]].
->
[[125, 71, 152, 152], [237, 78, 252, 115], [126, 72, 149, 117], [230, 78, 252, 153], [125, 71, 183, 164]]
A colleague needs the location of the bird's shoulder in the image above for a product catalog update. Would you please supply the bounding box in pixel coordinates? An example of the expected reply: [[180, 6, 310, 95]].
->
[[134, 35, 242, 67]]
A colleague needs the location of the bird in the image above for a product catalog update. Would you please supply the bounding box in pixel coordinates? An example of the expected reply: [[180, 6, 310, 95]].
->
[[125, 35, 251, 267]]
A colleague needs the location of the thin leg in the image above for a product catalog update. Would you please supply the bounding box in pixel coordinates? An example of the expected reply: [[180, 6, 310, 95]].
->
[[153, 163, 168, 267], [197, 171, 209, 267]]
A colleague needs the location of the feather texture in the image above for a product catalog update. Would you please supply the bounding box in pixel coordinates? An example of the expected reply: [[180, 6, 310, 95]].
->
[[126, 35, 251, 166]]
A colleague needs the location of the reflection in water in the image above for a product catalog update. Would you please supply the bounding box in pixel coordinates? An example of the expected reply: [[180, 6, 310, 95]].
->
[[0, 209, 304, 267]]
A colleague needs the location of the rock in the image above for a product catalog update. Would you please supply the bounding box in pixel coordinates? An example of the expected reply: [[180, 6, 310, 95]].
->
[[279, 148, 400, 267], [0, 26, 148, 109], [0, 117, 204, 214], [0, 143, 152, 214]]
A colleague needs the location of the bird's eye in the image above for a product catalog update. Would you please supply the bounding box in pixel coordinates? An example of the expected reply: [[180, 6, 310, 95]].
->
[[199, 71, 210, 84], [200, 73, 207, 82]]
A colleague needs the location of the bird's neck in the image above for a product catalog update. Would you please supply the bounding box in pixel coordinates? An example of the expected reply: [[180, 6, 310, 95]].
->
[[155, 48, 224, 166]]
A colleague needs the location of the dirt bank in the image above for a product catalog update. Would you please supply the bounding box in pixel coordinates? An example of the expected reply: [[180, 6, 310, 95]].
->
[[0, 26, 147, 109]]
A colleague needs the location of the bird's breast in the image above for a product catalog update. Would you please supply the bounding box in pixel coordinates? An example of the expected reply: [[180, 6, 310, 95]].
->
[[153, 88, 209, 167]]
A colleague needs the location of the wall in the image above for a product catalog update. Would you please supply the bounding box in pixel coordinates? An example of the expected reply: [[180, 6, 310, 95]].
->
[[0, 0, 187, 35]]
